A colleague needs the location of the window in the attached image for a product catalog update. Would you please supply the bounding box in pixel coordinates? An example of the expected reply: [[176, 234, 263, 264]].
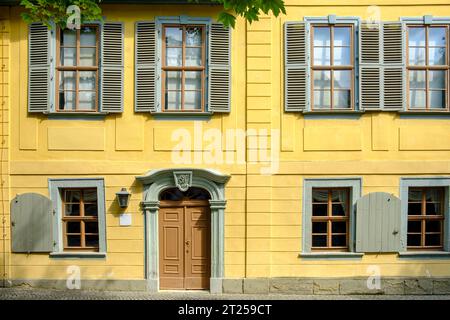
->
[[62, 188, 100, 252], [56, 25, 99, 112], [311, 25, 354, 110], [311, 188, 350, 250], [407, 25, 449, 110], [407, 187, 445, 250], [162, 25, 206, 112]]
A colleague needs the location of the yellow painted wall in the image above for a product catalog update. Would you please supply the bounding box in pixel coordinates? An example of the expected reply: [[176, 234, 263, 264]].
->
[[4, 0, 450, 284]]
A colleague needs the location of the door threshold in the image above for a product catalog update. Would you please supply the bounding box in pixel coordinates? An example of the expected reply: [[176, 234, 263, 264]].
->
[[160, 290, 211, 294]]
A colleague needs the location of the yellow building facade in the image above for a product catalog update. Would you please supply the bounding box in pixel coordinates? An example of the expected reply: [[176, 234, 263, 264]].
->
[[0, 0, 450, 294]]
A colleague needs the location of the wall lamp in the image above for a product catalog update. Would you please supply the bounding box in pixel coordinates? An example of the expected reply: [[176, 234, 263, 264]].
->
[[116, 188, 131, 208]]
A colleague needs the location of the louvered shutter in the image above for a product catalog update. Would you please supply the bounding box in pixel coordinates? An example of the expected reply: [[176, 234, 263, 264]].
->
[[135, 21, 157, 112], [359, 22, 382, 110], [100, 22, 124, 113], [208, 23, 231, 113], [382, 22, 405, 111], [284, 22, 308, 112], [28, 23, 51, 113]]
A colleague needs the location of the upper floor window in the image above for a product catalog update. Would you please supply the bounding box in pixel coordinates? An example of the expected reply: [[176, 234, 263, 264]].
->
[[162, 25, 206, 112], [311, 25, 354, 110], [407, 25, 449, 111], [407, 187, 445, 250], [56, 25, 99, 112]]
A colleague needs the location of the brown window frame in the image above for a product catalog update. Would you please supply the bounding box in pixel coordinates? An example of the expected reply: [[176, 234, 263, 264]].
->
[[161, 24, 206, 112], [56, 25, 100, 113], [406, 25, 450, 111], [311, 24, 355, 110], [311, 187, 350, 251], [62, 188, 100, 252], [407, 187, 445, 251]]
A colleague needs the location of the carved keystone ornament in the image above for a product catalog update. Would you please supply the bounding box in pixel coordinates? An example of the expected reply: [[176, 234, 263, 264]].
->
[[173, 171, 193, 192]]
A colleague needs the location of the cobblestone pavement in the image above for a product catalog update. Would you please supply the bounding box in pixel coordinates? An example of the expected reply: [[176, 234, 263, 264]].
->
[[0, 288, 449, 300]]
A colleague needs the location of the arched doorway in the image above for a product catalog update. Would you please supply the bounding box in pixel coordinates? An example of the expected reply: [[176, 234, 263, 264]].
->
[[158, 187, 211, 290]]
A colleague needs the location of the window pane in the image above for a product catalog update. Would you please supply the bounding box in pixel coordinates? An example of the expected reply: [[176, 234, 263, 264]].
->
[[331, 190, 347, 202], [65, 204, 80, 216], [425, 234, 441, 247], [333, 47, 351, 66], [313, 47, 331, 65], [312, 203, 328, 216], [67, 235, 81, 247], [165, 27, 182, 46], [408, 47, 426, 65], [85, 222, 99, 234], [332, 235, 346, 247], [80, 48, 96, 66], [312, 222, 327, 233], [59, 91, 75, 110], [313, 90, 331, 109], [80, 26, 97, 46], [186, 27, 202, 46], [312, 190, 328, 203], [312, 235, 327, 247], [184, 91, 202, 110], [85, 235, 99, 248], [59, 71, 76, 91], [84, 204, 98, 216], [61, 29, 76, 46], [65, 191, 81, 202], [332, 203, 346, 216], [79, 71, 96, 90], [408, 189, 422, 201], [78, 91, 96, 110], [408, 27, 426, 46], [426, 188, 443, 202], [166, 71, 182, 90], [185, 47, 202, 66], [332, 221, 346, 233], [426, 202, 441, 215], [333, 90, 351, 108], [333, 71, 351, 89], [61, 47, 76, 66], [409, 70, 426, 89], [67, 222, 81, 234], [409, 90, 426, 109], [314, 70, 331, 89], [426, 220, 441, 233], [429, 71, 446, 89], [166, 47, 182, 66], [313, 27, 331, 46], [165, 91, 182, 110], [429, 47, 446, 65], [407, 220, 421, 233], [408, 202, 422, 215], [429, 91, 446, 109], [83, 189, 97, 203], [429, 27, 447, 47], [407, 234, 421, 247], [185, 71, 202, 90], [334, 27, 351, 47]]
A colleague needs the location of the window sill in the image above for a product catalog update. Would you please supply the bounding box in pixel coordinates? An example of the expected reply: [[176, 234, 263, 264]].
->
[[50, 252, 106, 259], [398, 251, 450, 259], [303, 110, 364, 115], [152, 112, 213, 120], [299, 252, 363, 260], [47, 112, 108, 120]]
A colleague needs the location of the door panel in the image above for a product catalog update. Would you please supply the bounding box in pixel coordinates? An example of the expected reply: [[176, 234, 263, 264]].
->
[[159, 203, 210, 290], [159, 207, 184, 290], [185, 207, 211, 290]]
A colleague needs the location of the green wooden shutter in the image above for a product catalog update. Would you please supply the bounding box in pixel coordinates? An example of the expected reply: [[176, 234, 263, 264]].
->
[[100, 22, 124, 113], [135, 21, 157, 112], [11, 193, 53, 252], [356, 192, 402, 253], [208, 23, 231, 113], [28, 23, 51, 113], [382, 22, 405, 111], [359, 22, 382, 110], [284, 22, 308, 112]]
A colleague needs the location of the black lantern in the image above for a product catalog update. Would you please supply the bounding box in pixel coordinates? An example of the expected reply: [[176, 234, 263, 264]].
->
[[116, 188, 131, 208]]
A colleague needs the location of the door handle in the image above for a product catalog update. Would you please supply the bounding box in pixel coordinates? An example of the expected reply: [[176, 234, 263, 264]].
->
[[185, 240, 190, 246]]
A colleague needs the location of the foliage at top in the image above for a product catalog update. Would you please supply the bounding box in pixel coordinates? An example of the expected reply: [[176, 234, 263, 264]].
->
[[20, 0, 286, 29]]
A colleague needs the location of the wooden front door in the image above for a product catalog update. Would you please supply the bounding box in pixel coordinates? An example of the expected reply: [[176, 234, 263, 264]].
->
[[159, 201, 211, 290]]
